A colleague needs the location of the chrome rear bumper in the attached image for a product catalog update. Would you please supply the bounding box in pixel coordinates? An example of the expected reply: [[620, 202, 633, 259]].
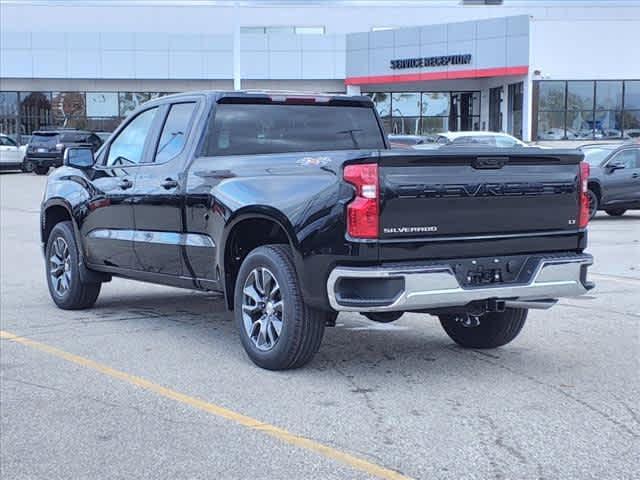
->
[[327, 254, 593, 312]]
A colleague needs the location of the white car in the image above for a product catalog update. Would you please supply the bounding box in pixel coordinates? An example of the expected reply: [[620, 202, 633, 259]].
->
[[414, 131, 528, 149], [0, 134, 27, 171]]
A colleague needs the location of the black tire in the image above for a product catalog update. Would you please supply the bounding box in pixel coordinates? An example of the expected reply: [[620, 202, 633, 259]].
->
[[587, 189, 599, 219], [234, 245, 325, 370], [34, 165, 49, 175], [21, 159, 34, 173], [439, 308, 527, 349], [45, 221, 101, 310], [605, 209, 626, 217], [363, 311, 403, 323]]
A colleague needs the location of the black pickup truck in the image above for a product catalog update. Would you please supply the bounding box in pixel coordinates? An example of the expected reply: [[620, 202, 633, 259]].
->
[[41, 91, 594, 370]]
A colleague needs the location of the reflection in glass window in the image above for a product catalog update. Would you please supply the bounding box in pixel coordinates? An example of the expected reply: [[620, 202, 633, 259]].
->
[[622, 110, 640, 138], [155, 102, 196, 163], [421, 92, 449, 116], [566, 110, 594, 139], [420, 116, 449, 134], [391, 116, 421, 135], [366, 93, 391, 118], [0, 92, 18, 116], [538, 81, 566, 110], [51, 92, 86, 127], [537, 111, 565, 140], [567, 81, 594, 110], [119, 92, 162, 116], [594, 110, 622, 138], [596, 81, 623, 110], [391, 93, 420, 117], [87, 92, 119, 117], [107, 107, 158, 166], [624, 81, 640, 110]]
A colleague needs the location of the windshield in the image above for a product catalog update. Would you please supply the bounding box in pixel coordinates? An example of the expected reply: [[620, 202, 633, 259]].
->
[[583, 147, 615, 166], [203, 104, 385, 156], [30, 133, 59, 146]]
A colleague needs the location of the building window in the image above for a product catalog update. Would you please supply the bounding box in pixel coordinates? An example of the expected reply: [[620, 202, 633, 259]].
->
[[366, 90, 480, 136], [534, 80, 638, 140]]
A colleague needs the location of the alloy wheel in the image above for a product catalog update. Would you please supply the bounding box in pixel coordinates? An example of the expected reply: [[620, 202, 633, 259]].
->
[[241, 267, 283, 351], [49, 237, 71, 296]]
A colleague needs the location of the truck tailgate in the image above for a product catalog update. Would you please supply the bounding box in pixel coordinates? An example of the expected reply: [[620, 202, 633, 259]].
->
[[379, 149, 583, 239]]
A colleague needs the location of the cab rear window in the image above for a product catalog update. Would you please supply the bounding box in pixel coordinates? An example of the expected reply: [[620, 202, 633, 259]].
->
[[202, 104, 385, 156]]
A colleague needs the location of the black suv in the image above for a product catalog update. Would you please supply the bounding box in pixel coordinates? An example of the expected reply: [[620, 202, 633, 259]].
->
[[581, 141, 640, 218], [24, 129, 102, 175]]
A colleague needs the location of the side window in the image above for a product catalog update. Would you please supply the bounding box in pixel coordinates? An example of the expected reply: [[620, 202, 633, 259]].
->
[[610, 149, 638, 169], [495, 136, 517, 148], [154, 102, 196, 163], [106, 107, 158, 167], [0, 136, 17, 147]]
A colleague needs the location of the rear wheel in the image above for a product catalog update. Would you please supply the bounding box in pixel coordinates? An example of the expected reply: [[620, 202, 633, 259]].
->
[[605, 209, 626, 217], [439, 308, 527, 349], [45, 221, 101, 309], [234, 245, 325, 370], [21, 159, 34, 173], [587, 189, 599, 219], [34, 165, 49, 175]]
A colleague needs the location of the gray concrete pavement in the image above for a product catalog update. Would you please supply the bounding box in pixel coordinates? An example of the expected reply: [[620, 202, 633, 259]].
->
[[1, 172, 639, 480]]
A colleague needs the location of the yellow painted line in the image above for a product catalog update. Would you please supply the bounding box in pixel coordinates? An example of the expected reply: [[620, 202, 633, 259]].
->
[[0, 330, 412, 480]]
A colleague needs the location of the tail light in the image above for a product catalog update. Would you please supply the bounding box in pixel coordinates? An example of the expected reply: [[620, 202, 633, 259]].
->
[[344, 163, 379, 239], [578, 161, 590, 228]]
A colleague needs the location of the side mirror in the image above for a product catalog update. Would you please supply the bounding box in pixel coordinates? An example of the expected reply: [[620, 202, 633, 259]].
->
[[606, 161, 625, 172], [64, 147, 95, 169]]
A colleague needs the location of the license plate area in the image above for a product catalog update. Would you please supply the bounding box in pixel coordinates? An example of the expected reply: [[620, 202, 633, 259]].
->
[[452, 255, 538, 288]]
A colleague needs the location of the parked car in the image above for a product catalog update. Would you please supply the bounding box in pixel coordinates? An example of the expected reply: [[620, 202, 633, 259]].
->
[[0, 134, 27, 172], [388, 134, 430, 148], [415, 131, 528, 149], [23, 129, 102, 175], [41, 91, 594, 370], [580, 141, 640, 218]]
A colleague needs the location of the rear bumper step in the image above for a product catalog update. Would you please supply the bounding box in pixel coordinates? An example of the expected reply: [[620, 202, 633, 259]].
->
[[327, 254, 593, 312]]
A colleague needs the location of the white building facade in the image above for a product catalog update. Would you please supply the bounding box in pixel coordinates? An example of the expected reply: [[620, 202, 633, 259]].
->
[[1, 0, 639, 142]]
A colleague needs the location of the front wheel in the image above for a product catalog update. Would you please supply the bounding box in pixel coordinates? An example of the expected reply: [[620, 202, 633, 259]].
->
[[234, 245, 325, 370], [605, 209, 626, 217], [439, 308, 527, 349], [34, 165, 49, 175], [45, 221, 101, 309]]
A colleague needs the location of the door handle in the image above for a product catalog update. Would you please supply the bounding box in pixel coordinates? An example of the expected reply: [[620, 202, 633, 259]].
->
[[119, 178, 133, 190], [160, 178, 179, 189], [632, 173, 639, 179]]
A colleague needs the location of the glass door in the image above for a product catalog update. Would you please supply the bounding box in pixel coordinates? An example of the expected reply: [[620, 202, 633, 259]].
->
[[489, 86, 503, 132], [508, 82, 524, 139]]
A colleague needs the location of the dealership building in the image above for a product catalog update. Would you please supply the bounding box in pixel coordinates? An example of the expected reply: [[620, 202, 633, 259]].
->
[[1, 0, 639, 143]]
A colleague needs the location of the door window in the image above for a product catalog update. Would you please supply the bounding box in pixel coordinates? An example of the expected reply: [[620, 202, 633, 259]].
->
[[154, 102, 196, 163], [0, 136, 17, 147], [610, 149, 639, 169], [106, 107, 158, 167]]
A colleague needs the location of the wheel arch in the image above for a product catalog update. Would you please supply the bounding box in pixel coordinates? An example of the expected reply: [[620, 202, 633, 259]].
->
[[41, 199, 109, 284], [221, 207, 299, 310]]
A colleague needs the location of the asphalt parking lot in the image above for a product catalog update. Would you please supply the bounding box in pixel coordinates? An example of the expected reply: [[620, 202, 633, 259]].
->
[[1, 172, 638, 480]]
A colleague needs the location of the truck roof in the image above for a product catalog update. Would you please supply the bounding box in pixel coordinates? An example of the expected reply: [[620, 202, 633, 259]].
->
[[151, 90, 374, 107]]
